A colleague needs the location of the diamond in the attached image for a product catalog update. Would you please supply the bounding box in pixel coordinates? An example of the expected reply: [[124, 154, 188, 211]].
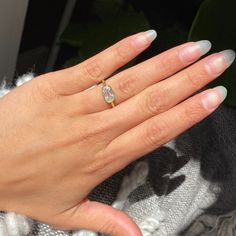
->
[[102, 84, 115, 103]]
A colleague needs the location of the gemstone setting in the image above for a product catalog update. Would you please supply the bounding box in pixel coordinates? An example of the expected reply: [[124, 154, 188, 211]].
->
[[102, 84, 115, 103]]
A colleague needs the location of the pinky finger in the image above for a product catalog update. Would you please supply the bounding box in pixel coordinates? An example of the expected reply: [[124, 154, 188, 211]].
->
[[105, 86, 227, 170]]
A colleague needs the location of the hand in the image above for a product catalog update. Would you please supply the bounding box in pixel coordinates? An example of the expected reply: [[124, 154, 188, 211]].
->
[[0, 30, 234, 236]]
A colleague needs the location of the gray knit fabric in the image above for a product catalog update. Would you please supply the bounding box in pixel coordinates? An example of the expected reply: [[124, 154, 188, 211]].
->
[[1, 74, 236, 235]]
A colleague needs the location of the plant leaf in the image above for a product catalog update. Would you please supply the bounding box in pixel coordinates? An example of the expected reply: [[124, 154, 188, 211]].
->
[[63, 57, 81, 68], [93, 0, 123, 20], [188, 0, 236, 107], [61, 0, 150, 69]]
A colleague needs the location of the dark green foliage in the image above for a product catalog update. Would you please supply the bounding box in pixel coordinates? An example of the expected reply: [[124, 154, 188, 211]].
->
[[189, 0, 236, 107], [61, 0, 149, 69]]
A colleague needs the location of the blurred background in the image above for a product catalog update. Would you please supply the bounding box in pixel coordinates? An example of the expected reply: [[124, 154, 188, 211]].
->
[[0, 0, 235, 106]]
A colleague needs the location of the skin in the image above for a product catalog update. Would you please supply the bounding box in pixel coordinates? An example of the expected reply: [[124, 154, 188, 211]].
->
[[0, 32, 230, 235]]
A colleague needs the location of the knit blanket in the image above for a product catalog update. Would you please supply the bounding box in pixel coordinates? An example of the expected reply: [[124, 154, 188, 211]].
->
[[0, 74, 236, 236]]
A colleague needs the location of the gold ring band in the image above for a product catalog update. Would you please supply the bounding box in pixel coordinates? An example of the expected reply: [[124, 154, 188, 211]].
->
[[101, 79, 116, 108]]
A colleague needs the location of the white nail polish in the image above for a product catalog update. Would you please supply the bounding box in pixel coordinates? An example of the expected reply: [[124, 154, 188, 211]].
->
[[179, 40, 211, 64], [214, 85, 227, 102], [196, 40, 212, 55], [205, 49, 235, 76], [145, 29, 157, 43], [201, 86, 227, 111], [133, 29, 157, 48], [220, 49, 236, 66]]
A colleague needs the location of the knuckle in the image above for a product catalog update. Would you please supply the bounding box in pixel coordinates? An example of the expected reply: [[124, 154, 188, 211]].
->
[[185, 71, 202, 88], [158, 56, 177, 75], [84, 59, 103, 83], [80, 114, 113, 140], [140, 89, 168, 116], [145, 120, 169, 147], [79, 123, 107, 142], [79, 142, 107, 175], [83, 147, 112, 177], [30, 80, 57, 103], [117, 73, 137, 97], [114, 43, 131, 62], [84, 155, 107, 176], [181, 99, 204, 126]]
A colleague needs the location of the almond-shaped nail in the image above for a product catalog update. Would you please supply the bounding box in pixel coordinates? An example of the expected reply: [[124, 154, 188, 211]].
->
[[132, 29, 157, 48], [179, 40, 212, 63], [201, 86, 227, 111], [205, 49, 235, 76]]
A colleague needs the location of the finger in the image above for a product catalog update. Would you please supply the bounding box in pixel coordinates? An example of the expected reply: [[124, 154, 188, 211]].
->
[[103, 86, 227, 171], [101, 49, 235, 139], [74, 40, 212, 113], [47, 30, 157, 96], [50, 199, 142, 236]]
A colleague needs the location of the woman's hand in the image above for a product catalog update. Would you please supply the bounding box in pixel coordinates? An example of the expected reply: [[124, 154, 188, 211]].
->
[[0, 30, 234, 236]]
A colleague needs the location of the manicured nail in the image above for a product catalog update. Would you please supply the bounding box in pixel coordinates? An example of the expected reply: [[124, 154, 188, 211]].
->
[[132, 29, 157, 48], [179, 40, 212, 63], [145, 29, 157, 42], [221, 49, 236, 65], [197, 40, 213, 54], [205, 49, 235, 76], [201, 86, 227, 111]]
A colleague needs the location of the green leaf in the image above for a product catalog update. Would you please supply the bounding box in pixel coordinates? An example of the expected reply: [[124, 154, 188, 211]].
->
[[60, 0, 150, 69], [188, 0, 236, 107], [63, 57, 81, 68], [159, 23, 188, 49], [61, 23, 89, 48], [93, 0, 123, 20]]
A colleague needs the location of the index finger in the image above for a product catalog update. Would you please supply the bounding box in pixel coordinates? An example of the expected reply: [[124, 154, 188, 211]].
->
[[47, 30, 157, 96]]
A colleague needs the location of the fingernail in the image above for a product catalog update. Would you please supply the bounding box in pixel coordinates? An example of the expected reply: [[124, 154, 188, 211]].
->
[[201, 86, 227, 111], [197, 40, 213, 55], [179, 40, 212, 63], [132, 29, 157, 48], [145, 29, 157, 42], [205, 49, 235, 76], [221, 49, 236, 65]]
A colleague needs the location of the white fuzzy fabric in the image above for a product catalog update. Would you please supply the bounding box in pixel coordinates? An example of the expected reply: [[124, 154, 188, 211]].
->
[[73, 161, 151, 235], [4, 213, 33, 236]]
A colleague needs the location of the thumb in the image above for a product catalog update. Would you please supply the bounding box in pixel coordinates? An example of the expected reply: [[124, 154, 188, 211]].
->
[[50, 199, 142, 236]]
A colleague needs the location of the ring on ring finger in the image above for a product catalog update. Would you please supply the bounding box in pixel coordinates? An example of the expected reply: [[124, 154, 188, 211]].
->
[[101, 79, 116, 108]]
